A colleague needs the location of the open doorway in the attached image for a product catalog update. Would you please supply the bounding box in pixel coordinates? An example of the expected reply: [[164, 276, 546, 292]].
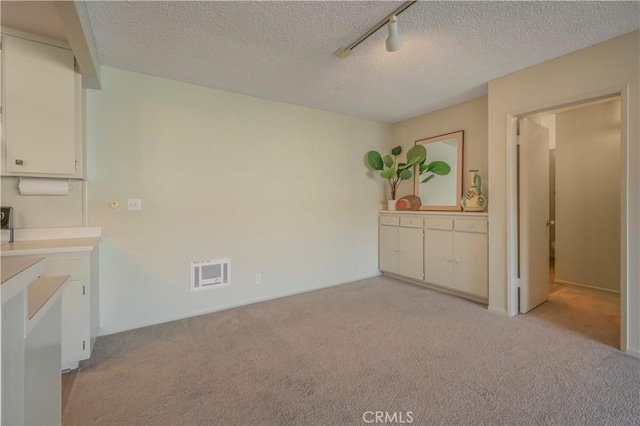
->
[[518, 96, 622, 349]]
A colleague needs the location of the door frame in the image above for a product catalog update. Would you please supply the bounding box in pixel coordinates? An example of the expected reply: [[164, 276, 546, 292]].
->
[[505, 86, 628, 352]]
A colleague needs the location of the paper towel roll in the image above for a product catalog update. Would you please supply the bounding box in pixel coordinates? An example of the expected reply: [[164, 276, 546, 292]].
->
[[18, 178, 70, 196]]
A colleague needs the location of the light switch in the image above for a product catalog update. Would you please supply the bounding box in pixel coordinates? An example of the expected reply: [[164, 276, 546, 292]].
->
[[127, 199, 142, 211]]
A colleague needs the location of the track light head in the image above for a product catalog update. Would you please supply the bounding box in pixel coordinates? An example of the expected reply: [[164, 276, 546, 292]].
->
[[385, 15, 402, 52]]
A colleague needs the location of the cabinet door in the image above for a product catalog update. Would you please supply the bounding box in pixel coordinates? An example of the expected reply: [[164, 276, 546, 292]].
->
[[398, 227, 424, 281], [424, 229, 454, 287], [379, 225, 399, 274], [3, 35, 76, 175], [61, 280, 90, 364], [453, 232, 488, 297]]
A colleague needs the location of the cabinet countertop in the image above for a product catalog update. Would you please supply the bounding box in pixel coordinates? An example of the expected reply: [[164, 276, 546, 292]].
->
[[0, 237, 100, 257], [28, 275, 69, 322], [1, 256, 45, 305], [379, 210, 488, 217], [1, 256, 44, 284]]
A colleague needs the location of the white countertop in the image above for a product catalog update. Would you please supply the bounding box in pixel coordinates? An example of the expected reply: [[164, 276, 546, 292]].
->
[[1, 256, 45, 304], [0, 237, 100, 257], [379, 210, 489, 217]]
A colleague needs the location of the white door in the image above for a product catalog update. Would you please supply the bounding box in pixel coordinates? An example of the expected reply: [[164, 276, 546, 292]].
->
[[424, 229, 453, 286], [379, 226, 399, 274], [398, 227, 424, 281], [453, 232, 488, 298], [519, 118, 550, 313]]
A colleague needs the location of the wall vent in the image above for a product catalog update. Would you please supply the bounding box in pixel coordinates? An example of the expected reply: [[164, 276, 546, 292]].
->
[[190, 258, 230, 292]]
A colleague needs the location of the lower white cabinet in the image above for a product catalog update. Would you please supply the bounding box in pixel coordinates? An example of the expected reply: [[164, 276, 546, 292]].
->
[[15, 250, 99, 369], [425, 221, 488, 298], [379, 224, 424, 281], [380, 213, 488, 302]]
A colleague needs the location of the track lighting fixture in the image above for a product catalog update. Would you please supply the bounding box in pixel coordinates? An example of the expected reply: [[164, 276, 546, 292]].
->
[[385, 15, 402, 52], [333, 1, 415, 59]]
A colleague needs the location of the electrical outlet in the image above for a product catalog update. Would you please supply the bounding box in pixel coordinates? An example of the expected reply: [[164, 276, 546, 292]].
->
[[127, 199, 142, 211], [255, 274, 261, 284]]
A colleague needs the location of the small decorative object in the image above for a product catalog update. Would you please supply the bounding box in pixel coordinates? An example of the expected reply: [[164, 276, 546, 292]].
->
[[396, 195, 421, 211], [365, 144, 450, 210], [461, 170, 488, 212]]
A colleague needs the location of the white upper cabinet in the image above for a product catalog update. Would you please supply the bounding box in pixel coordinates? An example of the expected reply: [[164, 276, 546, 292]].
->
[[2, 34, 82, 178]]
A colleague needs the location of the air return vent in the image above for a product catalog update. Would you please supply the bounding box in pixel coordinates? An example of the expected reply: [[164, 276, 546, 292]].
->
[[190, 258, 230, 292]]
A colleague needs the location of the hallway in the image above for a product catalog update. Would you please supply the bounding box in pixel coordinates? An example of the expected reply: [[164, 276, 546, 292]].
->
[[528, 263, 620, 348]]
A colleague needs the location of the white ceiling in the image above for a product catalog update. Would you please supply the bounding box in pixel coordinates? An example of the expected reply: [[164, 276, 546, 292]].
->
[[85, 1, 639, 123]]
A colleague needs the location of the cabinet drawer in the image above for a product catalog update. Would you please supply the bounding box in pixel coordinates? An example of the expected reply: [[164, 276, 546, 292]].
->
[[425, 218, 453, 230], [380, 215, 400, 226], [454, 219, 488, 234], [400, 217, 423, 228]]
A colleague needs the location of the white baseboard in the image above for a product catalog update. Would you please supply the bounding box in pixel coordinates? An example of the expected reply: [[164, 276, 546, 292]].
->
[[554, 279, 620, 294], [62, 360, 79, 371], [626, 347, 640, 358], [487, 306, 508, 316], [98, 273, 382, 337]]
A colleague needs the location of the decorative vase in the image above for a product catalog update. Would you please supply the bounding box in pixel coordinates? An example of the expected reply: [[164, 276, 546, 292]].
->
[[461, 170, 488, 212], [387, 200, 397, 211]]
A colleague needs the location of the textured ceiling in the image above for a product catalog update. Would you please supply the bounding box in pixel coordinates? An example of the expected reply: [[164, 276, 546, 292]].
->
[[85, 1, 639, 123]]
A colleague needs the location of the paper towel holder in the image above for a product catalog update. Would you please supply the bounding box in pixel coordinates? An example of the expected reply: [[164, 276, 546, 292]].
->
[[18, 177, 73, 195]]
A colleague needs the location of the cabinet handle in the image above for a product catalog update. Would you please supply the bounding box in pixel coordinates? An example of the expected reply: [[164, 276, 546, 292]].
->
[[454, 259, 460, 263], [15, 159, 24, 166], [82, 285, 86, 295], [466, 224, 473, 229], [446, 257, 452, 262], [75, 160, 79, 170], [82, 340, 86, 351]]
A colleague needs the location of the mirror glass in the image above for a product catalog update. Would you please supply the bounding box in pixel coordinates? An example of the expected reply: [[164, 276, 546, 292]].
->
[[413, 131, 464, 211]]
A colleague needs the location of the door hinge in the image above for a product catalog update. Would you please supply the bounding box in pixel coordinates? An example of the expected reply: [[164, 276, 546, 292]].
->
[[517, 287, 521, 313], [82, 340, 86, 351], [82, 284, 86, 295]]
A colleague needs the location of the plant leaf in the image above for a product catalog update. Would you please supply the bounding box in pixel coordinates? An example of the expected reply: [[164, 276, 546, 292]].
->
[[397, 162, 407, 170], [427, 161, 451, 175], [391, 146, 402, 156], [419, 163, 429, 174], [404, 155, 423, 168], [406, 145, 427, 164], [380, 168, 396, 179], [399, 169, 412, 180], [421, 174, 436, 184], [366, 151, 384, 170], [383, 155, 394, 168]]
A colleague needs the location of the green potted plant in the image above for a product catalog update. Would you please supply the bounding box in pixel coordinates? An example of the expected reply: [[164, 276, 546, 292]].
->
[[365, 145, 451, 210]]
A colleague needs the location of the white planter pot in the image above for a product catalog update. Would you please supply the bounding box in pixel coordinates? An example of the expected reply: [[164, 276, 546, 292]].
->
[[388, 200, 397, 211]]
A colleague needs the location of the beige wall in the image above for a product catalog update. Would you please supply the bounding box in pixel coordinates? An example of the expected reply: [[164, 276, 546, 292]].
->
[[555, 100, 621, 292], [488, 31, 639, 354], [87, 67, 391, 335], [0, 177, 85, 228], [391, 96, 488, 200]]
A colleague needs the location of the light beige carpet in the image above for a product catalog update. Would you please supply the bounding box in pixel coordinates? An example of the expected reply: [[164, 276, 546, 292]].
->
[[63, 276, 639, 425]]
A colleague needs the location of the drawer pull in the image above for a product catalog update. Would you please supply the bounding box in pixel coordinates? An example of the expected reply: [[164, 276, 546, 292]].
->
[[466, 224, 473, 228], [446, 257, 452, 262], [454, 259, 460, 263]]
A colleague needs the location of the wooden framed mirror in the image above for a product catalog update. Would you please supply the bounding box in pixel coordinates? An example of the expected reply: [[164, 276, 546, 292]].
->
[[413, 131, 464, 211]]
